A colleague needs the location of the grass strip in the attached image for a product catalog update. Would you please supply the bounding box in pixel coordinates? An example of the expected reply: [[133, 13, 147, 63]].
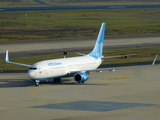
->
[[0, 9, 160, 43], [1, 1, 160, 7]]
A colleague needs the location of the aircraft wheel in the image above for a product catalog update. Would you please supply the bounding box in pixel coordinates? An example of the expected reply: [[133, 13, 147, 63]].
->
[[35, 82, 39, 87], [34, 80, 40, 86], [53, 78, 61, 83], [53, 79, 56, 83], [57, 78, 61, 83], [78, 81, 84, 83]]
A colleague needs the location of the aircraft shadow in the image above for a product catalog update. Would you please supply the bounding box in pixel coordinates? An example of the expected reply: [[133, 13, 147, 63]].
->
[[0, 78, 33, 88], [39, 78, 107, 86], [0, 78, 107, 88]]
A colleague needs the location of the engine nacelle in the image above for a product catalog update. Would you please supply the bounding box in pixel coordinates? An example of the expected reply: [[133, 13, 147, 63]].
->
[[74, 72, 89, 82]]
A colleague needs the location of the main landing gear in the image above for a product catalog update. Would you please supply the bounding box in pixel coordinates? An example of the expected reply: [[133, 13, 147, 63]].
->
[[78, 81, 84, 83], [33, 78, 61, 86], [53, 78, 61, 83]]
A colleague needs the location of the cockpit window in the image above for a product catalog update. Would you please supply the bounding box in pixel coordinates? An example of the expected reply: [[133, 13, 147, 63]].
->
[[29, 67, 37, 70]]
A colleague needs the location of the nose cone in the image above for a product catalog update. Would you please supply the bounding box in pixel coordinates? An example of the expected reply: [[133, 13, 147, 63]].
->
[[28, 70, 36, 79]]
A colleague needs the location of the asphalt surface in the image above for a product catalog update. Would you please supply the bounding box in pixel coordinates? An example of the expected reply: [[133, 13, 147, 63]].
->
[[0, 64, 160, 120], [0, 4, 160, 12]]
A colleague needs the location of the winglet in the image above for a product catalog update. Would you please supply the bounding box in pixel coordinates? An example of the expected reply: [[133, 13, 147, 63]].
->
[[5, 50, 9, 63], [152, 54, 158, 65]]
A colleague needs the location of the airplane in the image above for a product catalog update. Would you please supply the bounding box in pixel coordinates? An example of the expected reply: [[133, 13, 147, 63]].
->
[[5, 22, 158, 86]]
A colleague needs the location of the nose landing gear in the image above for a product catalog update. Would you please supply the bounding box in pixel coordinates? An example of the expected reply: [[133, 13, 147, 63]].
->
[[34, 80, 40, 87]]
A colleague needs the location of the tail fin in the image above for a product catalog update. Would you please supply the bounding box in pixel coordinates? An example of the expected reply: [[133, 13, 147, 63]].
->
[[88, 22, 106, 58]]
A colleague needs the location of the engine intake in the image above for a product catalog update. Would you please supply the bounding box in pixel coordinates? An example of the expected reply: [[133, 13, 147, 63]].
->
[[74, 72, 89, 82]]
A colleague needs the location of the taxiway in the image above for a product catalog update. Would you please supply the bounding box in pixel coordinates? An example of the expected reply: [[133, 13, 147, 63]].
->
[[0, 36, 160, 59], [0, 65, 160, 120]]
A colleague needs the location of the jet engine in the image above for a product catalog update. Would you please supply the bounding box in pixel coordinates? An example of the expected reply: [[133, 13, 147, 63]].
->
[[74, 72, 89, 83]]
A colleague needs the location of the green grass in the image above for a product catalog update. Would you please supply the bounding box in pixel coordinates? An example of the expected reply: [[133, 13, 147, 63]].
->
[[1, 0, 160, 7], [1, 46, 160, 71], [0, 9, 160, 43], [0, 0, 41, 7], [41, 1, 160, 6]]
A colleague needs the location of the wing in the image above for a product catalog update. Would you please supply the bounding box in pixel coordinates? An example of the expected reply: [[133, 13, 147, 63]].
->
[[68, 54, 158, 74], [88, 54, 158, 72], [5, 50, 32, 68], [76, 53, 135, 58]]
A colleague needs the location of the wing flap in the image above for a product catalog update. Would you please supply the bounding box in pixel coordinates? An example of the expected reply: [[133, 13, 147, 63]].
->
[[102, 54, 135, 59]]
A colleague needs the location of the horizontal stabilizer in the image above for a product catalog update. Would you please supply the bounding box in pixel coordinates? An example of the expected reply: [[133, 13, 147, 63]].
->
[[76, 52, 87, 56]]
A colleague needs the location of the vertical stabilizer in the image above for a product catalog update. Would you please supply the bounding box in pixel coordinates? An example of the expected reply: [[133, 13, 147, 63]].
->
[[88, 22, 106, 58]]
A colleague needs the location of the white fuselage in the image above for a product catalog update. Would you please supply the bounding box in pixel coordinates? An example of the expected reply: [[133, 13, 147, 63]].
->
[[28, 55, 102, 80]]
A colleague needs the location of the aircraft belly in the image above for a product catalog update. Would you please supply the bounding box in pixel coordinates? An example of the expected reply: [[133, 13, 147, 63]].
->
[[72, 61, 101, 71], [47, 67, 66, 78]]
